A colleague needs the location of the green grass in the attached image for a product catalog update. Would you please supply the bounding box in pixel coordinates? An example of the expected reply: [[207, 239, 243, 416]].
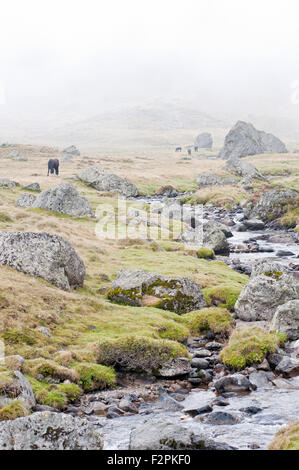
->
[[182, 307, 233, 337], [220, 326, 286, 370], [0, 401, 29, 421], [197, 247, 215, 259], [269, 421, 299, 450], [74, 363, 116, 391]]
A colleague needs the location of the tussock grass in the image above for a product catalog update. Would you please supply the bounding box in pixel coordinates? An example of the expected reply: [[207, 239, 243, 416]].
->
[[220, 326, 286, 370], [268, 421, 299, 450], [182, 307, 233, 337]]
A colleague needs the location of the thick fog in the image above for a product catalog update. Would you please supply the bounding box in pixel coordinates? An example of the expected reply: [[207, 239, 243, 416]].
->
[[1, 0, 299, 145]]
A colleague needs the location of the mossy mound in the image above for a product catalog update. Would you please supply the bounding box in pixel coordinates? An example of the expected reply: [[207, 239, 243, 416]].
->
[[74, 362, 116, 391], [220, 326, 286, 370], [0, 400, 29, 421], [197, 248, 215, 259], [97, 335, 188, 374], [204, 285, 242, 311], [27, 376, 83, 409], [268, 421, 299, 450], [182, 307, 233, 337], [22, 359, 79, 383]]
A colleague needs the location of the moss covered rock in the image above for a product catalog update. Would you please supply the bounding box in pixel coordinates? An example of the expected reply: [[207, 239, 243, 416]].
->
[[107, 270, 206, 314], [98, 335, 188, 374]]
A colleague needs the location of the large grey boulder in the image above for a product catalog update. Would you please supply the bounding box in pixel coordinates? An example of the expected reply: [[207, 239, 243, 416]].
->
[[129, 419, 233, 450], [31, 183, 94, 217], [63, 145, 80, 156], [195, 132, 213, 149], [270, 300, 299, 340], [245, 189, 298, 222], [108, 269, 206, 314], [0, 412, 103, 450], [235, 260, 298, 321], [0, 371, 35, 409], [196, 173, 236, 188], [219, 121, 287, 159], [78, 166, 139, 197], [0, 231, 85, 290]]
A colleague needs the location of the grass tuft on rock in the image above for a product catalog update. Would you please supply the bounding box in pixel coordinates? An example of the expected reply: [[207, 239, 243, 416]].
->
[[182, 307, 233, 337], [220, 326, 286, 370], [97, 335, 188, 374], [268, 421, 299, 450], [74, 362, 116, 391], [204, 285, 242, 311], [0, 400, 29, 421]]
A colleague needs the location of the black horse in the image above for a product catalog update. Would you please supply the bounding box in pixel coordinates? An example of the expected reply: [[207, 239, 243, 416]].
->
[[47, 158, 59, 176], [175, 147, 182, 152]]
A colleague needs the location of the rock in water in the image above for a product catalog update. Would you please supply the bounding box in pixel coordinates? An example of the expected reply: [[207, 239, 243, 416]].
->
[[107, 269, 206, 314], [129, 419, 234, 450], [0, 412, 103, 450], [234, 259, 298, 321], [31, 183, 94, 217], [270, 300, 299, 340], [219, 121, 287, 159], [77, 165, 139, 197], [0, 231, 85, 290], [214, 374, 256, 393], [194, 132, 213, 149], [63, 145, 80, 156]]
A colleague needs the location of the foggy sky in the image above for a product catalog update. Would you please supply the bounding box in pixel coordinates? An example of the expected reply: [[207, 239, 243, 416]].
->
[[1, 0, 299, 134]]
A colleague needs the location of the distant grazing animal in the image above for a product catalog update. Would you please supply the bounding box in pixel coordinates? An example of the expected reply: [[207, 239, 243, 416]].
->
[[187, 148, 192, 155], [175, 147, 182, 152], [194, 146, 198, 152], [47, 158, 59, 176]]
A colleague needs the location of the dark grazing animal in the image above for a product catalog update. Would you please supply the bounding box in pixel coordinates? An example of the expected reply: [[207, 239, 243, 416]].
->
[[194, 146, 198, 151], [175, 147, 182, 152], [47, 158, 59, 176], [187, 148, 192, 155]]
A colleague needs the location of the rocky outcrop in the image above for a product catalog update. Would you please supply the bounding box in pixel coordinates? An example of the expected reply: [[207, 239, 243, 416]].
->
[[219, 121, 287, 159], [225, 157, 262, 183], [0, 412, 103, 450], [0, 371, 35, 409], [244, 189, 298, 222], [77, 166, 139, 197], [195, 133, 213, 149], [16, 183, 94, 217], [270, 300, 299, 340], [196, 173, 236, 188], [0, 231, 85, 290], [0, 179, 17, 189], [63, 145, 80, 156], [234, 260, 298, 321], [107, 269, 206, 314]]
